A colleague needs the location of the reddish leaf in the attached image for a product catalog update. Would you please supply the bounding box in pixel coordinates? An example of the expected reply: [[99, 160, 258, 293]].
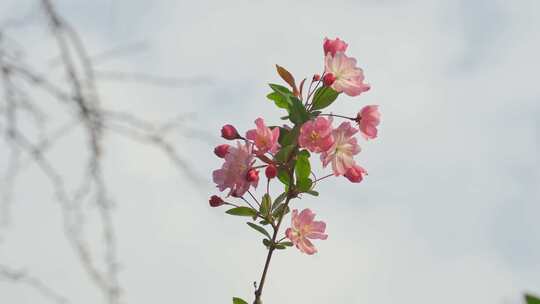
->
[[298, 78, 306, 100], [276, 64, 298, 96]]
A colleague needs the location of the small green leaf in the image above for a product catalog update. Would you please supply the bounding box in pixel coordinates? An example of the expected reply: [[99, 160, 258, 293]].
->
[[279, 125, 300, 146], [526, 294, 540, 304], [260, 194, 271, 216], [273, 204, 290, 219], [273, 192, 288, 210], [297, 177, 313, 192], [295, 154, 311, 181], [262, 238, 272, 248], [305, 190, 319, 196], [275, 145, 295, 163], [277, 168, 291, 186], [274, 243, 286, 250], [269, 83, 292, 95], [267, 92, 290, 110], [226, 207, 257, 217], [279, 241, 294, 247], [233, 297, 249, 304], [259, 219, 270, 225], [311, 87, 339, 111], [289, 96, 310, 124], [247, 222, 271, 239]]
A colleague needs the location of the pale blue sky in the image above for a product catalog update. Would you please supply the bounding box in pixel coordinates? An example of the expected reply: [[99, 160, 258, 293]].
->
[[0, 0, 539, 303]]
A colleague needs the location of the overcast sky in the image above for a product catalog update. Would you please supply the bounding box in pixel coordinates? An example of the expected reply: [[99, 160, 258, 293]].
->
[[1, 0, 539, 303]]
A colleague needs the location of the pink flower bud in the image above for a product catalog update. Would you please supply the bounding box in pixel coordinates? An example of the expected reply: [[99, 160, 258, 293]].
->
[[313, 74, 321, 82], [344, 165, 367, 183], [323, 37, 348, 56], [209, 195, 224, 207], [322, 73, 336, 87], [213, 144, 230, 158], [265, 164, 277, 179], [246, 168, 259, 183], [221, 124, 240, 140]]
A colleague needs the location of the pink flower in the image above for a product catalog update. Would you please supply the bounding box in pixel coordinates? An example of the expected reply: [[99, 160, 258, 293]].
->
[[321, 122, 361, 176], [246, 117, 280, 155], [298, 117, 334, 153], [323, 37, 348, 56], [357, 105, 381, 140], [212, 142, 258, 197], [285, 209, 328, 255], [344, 165, 367, 183], [324, 52, 370, 97]]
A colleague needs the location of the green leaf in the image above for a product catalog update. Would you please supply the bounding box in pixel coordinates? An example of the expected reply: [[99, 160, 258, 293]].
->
[[311, 87, 339, 111], [226, 207, 257, 217], [526, 294, 540, 304], [260, 194, 271, 216], [262, 238, 272, 249], [259, 219, 270, 225], [295, 154, 311, 181], [277, 167, 291, 186], [269, 83, 292, 95], [275, 145, 295, 163], [273, 203, 290, 219], [267, 92, 290, 110], [297, 149, 310, 158], [279, 125, 300, 147], [289, 96, 310, 124], [233, 297, 249, 304], [272, 192, 288, 210], [279, 241, 294, 247], [247, 222, 271, 239], [297, 177, 313, 192], [305, 190, 319, 196], [274, 243, 286, 250]]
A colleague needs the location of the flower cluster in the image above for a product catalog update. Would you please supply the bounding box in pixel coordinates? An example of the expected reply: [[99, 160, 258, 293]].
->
[[208, 37, 381, 304]]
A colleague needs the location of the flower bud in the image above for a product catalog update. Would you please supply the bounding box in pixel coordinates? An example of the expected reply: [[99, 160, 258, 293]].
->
[[221, 124, 240, 140], [322, 73, 336, 87], [213, 144, 230, 158], [265, 164, 277, 179], [323, 37, 348, 56], [209, 195, 224, 207], [312, 74, 321, 82], [344, 165, 367, 183], [246, 168, 259, 183]]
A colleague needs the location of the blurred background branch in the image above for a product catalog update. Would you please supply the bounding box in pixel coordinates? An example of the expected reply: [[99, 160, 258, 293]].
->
[[0, 1, 208, 303]]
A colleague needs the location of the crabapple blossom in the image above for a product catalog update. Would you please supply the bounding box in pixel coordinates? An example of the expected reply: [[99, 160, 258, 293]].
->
[[246, 117, 280, 155], [357, 105, 381, 140], [285, 209, 328, 255], [298, 116, 334, 153], [323, 37, 348, 56], [209, 37, 380, 304], [321, 122, 361, 176], [324, 52, 370, 97], [212, 142, 257, 197]]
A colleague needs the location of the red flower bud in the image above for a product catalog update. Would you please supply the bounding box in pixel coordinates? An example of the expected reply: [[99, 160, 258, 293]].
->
[[221, 124, 240, 140], [213, 144, 230, 158], [344, 165, 367, 183], [265, 164, 277, 179], [209, 195, 224, 207], [322, 73, 336, 87], [246, 168, 259, 183], [312, 74, 321, 82]]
